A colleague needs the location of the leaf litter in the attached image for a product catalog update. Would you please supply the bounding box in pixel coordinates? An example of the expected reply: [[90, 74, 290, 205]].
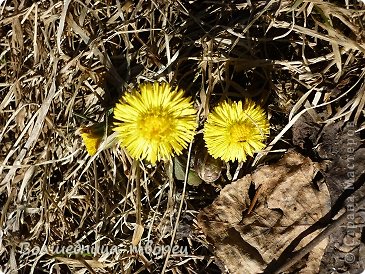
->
[[0, 0, 365, 273], [198, 150, 331, 274]]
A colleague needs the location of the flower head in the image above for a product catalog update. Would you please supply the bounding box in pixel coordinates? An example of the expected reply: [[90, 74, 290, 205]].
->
[[79, 123, 106, 156], [203, 99, 269, 162], [113, 82, 197, 164]]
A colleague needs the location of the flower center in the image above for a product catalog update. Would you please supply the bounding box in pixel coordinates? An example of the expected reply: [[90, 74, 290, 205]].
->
[[138, 113, 173, 142], [228, 121, 254, 143]]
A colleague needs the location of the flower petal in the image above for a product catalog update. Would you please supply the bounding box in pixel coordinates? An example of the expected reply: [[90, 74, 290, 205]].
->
[[113, 82, 197, 164], [204, 99, 269, 162]]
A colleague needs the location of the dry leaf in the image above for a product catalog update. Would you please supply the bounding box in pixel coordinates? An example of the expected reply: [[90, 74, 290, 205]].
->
[[132, 224, 144, 246], [198, 150, 331, 274]]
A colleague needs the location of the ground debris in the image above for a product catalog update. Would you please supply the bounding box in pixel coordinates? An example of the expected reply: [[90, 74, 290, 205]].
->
[[198, 150, 331, 274], [315, 121, 365, 274]]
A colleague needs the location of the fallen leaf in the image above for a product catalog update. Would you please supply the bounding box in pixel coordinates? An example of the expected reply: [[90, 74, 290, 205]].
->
[[316, 121, 365, 274], [292, 112, 321, 149], [198, 150, 331, 274]]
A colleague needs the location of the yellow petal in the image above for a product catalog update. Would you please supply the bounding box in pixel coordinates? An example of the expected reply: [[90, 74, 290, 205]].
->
[[112, 82, 197, 164], [204, 99, 269, 162]]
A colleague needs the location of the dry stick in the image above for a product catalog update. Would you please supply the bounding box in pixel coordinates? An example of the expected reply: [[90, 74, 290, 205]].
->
[[273, 196, 365, 274], [247, 184, 262, 215], [93, 160, 99, 223], [133, 160, 142, 244], [93, 160, 100, 256], [161, 141, 194, 274], [136, 162, 142, 225], [76, 256, 97, 274]]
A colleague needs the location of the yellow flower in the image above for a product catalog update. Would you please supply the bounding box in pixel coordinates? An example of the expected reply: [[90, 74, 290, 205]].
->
[[203, 99, 269, 162], [113, 82, 197, 164], [79, 122, 106, 156]]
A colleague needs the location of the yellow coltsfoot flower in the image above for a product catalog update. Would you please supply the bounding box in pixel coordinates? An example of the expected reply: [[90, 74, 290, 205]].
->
[[79, 122, 106, 156], [113, 82, 197, 164], [203, 99, 270, 162]]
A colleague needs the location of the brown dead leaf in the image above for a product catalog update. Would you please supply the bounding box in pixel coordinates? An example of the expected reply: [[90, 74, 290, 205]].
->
[[198, 150, 331, 274], [292, 112, 321, 149], [316, 121, 365, 274]]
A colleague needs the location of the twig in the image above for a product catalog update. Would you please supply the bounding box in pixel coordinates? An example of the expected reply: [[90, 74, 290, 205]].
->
[[247, 184, 262, 215], [134, 160, 142, 227], [132, 159, 143, 246], [161, 141, 194, 274]]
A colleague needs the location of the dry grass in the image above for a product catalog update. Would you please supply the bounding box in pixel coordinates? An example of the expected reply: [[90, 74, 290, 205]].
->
[[0, 0, 364, 273]]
